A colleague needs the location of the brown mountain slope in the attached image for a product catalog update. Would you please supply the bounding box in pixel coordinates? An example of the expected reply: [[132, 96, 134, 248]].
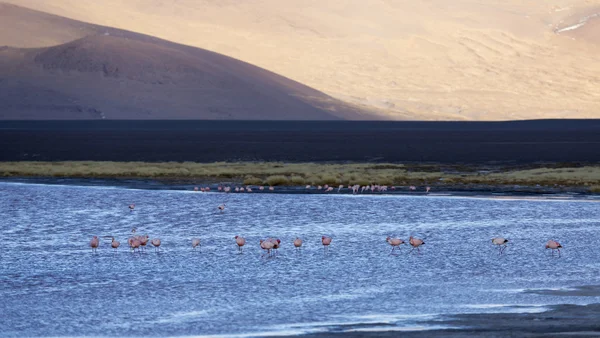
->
[[6, 0, 600, 120], [0, 3, 380, 120]]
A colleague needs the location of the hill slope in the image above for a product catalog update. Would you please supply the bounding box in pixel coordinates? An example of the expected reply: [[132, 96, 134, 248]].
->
[[5, 0, 600, 120], [0, 3, 378, 120]]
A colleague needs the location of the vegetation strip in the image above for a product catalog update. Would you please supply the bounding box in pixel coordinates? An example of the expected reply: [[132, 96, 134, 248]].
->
[[1, 162, 599, 192]]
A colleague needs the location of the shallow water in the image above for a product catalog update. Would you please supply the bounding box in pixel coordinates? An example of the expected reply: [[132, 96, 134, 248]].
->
[[1, 182, 599, 337]]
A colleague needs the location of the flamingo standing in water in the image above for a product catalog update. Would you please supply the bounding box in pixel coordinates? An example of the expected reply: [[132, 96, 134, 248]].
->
[[386, 236, 405, 253], [151, 238, 161, 252], [139, 235, 149, 252], [545, 240, 563, 257], [293, 238, 303, 251], [268, 238, 281, 254], [426, 186, 431, 193], [260, 239, 275, 257], [338, 184, 344, 192], [269, 186, 274, 191], [492, 237, 509, 254], [322, 236, 332, 253], [235, 236, 246, 253], [103, 236, 120, 252], [129, 204, 135, 212], [90, 236, 99, 253], [192, 238, 201, 250], [409, 236, 425, 254], [218, 204, 226, 212]]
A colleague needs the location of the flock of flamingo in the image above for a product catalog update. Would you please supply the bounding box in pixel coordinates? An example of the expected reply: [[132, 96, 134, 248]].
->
[[191, 184, 431, 194], [88, 203, 565, 257]]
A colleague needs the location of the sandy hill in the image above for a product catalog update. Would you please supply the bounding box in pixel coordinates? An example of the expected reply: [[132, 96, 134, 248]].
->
[[0, 3, 377, 120], [4, 0, 599, 120]]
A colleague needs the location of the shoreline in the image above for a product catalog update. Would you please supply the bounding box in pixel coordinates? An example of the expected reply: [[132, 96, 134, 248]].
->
[[1, 177, 598, 200], [292, 303, 600, 338]]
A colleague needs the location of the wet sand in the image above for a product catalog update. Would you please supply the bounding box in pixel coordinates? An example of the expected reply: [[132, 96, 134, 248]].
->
[[294, 303, 600, 337]]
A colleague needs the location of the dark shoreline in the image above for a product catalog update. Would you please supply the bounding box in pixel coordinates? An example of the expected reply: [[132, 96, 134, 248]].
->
[[291, 303, 600, 338]]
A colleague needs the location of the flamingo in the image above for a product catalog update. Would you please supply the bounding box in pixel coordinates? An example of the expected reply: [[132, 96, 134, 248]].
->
[[306, 185, 311, 189], [322, 236, 332, 253], [131, 238, 141, 253], [151, 238, 161, 252], [259, 186, 265, 191], [139, 235, 149, 252], [129, 204, 135, 211], [338, 184, 344, 192], [260, 239, 275, 257], [103, 236, 120, 252], [409, 236, 425, 254], [89, 236, 99, 253], [492, 237, 509, 254], [192, 238, 201, 250], [386, 236, 405, 253], [293, 238, 303, 250], [545, 240, 563, 257], [269, 186, 274, 191], [268, 238, 281, 254], [235, 236, 246, 253], [317, 185, 322, 190], [218, 204, 226, 212], [426, 186, 431, 193], [194, 187, 198, 192]]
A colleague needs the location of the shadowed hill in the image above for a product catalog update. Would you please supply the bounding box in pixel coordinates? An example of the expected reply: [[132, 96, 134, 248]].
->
[[6, 0, 600, 120], [0, 3, 379, 120]]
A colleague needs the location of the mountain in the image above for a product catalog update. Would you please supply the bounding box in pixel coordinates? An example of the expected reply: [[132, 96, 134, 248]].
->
[[0, 3, 379, 120], [4, 0, 599, 120]]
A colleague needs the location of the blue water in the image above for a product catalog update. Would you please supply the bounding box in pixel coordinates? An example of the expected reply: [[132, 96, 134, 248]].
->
[[1, 182, 600, 337]]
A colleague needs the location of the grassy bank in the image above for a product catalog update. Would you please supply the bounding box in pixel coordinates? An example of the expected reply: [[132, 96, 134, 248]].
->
[[1, 161, 599, 191]]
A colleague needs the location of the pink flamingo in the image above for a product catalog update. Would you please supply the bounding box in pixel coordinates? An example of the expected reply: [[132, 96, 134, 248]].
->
[[194, 187, 198, 191], [218, 186, 223, 192], [235, 236, 246, 253], [260, 239, 275, 256], [131, 238, 141, 253], [409, 236, 425, 254], [89, 236, 99, 253], [492, 237, 508, 254], [338, 184, 344, 192], [322, 236, 332, 253], [259, 186, 265, 191], [151, 238, 161, 252], [545, 240, 563, 257], [269, 186, 274, 191], [192, 238, 201, 250], [129, 204, 135, 211], [268, 238, 281, 254], [317, 185, 322, 190], [306, 185, 311, 189], [293, 238, 303, 250], [103, 236, 120, 252], [139, 235, 149, 252], [426, 186, 431, 193], [386, 236, 405, 253], [218, 204, 226, 212]]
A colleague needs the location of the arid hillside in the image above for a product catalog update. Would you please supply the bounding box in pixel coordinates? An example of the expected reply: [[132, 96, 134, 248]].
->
[[0, 3, 377, 120], [5, 0, 599, 120]]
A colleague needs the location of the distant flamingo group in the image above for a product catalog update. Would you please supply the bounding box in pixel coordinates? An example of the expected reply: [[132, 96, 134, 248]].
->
[[190, 184, 431, 194]]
